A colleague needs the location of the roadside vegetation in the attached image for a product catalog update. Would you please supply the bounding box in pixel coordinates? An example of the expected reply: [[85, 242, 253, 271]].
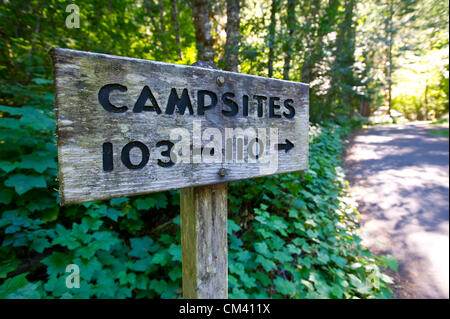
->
[[1, 0, 447, 299]]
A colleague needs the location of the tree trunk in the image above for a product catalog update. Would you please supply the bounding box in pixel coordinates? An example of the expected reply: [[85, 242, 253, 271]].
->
[[191, 0, 215, 62], [268, 0, 278, 78], [145, 0, 167, 54], [27, 4, 42, 83], [300, 0, 321, 83], [283, 0, 297, 80], [325, 0, 356, 117], [158, 0, 166, 34], [386, 0, 394, 118], [170, 0, 183, 60], [224, 0, 240, 72]]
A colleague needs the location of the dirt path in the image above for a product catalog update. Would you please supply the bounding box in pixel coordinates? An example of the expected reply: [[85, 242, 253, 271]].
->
[[344, 122, 449, 299]]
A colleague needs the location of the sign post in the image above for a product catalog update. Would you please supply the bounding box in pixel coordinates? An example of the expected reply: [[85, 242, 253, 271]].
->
[[180, 61, 228, 299], [51, 48, 309, 299], [181, 183, 228, 298]]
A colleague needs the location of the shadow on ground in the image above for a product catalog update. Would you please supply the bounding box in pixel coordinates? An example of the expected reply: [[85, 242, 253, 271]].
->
[[344, 123, 449, 299]]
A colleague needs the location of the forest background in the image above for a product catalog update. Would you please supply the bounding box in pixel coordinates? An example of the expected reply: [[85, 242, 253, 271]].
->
[[0, 0, 448, 298]]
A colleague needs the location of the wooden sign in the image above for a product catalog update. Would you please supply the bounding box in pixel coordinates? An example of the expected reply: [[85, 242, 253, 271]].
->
[[51, 48, 309, 205]]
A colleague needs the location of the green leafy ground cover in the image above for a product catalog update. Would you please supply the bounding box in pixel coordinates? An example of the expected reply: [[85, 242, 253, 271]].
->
[[0, 0, 397, 299], [0, 91, 395, 298], [427, 130, 449, 138]]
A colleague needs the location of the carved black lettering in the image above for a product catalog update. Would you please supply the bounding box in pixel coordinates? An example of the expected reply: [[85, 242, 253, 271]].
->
[[222, 92, 238, 117], [165, 88, 194, 115], [133, 85, 162, 114], [102, 142, 113, 172], [156, 140, 175, 167], [98, 84, 128, 113], [242, 95, 249, 116], [197, 90, 217, 115], [283, 99, 295, 119], [269, 97, 282, 118], [121, 141, 149, 169], [253, 95, 267, 117]]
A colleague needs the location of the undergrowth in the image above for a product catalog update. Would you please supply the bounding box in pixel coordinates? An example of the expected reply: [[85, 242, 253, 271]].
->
[[0, 85, 395, 298]]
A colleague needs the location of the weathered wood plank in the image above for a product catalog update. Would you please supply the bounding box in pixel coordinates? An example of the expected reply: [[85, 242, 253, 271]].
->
[[180, 183, 228, 299], [51, 48, 309, 205]]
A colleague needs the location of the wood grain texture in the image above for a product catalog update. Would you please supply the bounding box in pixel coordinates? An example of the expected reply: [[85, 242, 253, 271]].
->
[[181, 61, 227, 300], [180, 183, 228, 299], [51, 48, 309, 205]]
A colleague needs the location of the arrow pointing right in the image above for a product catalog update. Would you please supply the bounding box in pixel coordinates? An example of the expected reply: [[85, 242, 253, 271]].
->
[[276, 139, 294, 153]]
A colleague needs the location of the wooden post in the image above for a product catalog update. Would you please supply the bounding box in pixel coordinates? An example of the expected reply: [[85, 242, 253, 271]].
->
[[180, 61, 228, 299], [181, 183, 228, 299]]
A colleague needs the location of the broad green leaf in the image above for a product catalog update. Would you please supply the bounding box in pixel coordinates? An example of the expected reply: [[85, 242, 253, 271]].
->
[[227, 219, 241, 234], [130, 256, 153, 272], [129, 237, 155, 257], [379, 254, 399, 272], [149, 279, 166, 294], [134, 198, 156, 210], [0, 273, 30, 298], [0, 259, 21, 279], [151, 251, 170, 266], [168, 243, 181, 262], [52, 224, 80, 250], [0, 105, 25, 115], [254, 271, 271, 287], [331, 255, 347, 268], [5, 282, 41, 299], [255, 255, 276, 272], [18, 154, 57, 173], [0, 188, 14, 205], [31, 237, 51, 253], [110, 197, 129, 206], [135, 274, 149, 290], [274, 277, 297, 296], [4, 174, 47, 195], [32, 78, 53, 84], [0, 161, 17, 173], [160, 284, 178, 299], [317, 250, 330, 264], [92, 231, 120, 251], [106, 208, 123, 221], [273, 250, 293, 263], [41, 252, 74, 275], [168, 267, 182, 281], [254, 242, 270, 256]]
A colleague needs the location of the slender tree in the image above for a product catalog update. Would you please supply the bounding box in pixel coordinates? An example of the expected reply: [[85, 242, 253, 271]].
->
[[267, 0, 279, 78], [299, 0, 340, 122], [224, 0, 240, 72], [385, 0, 394, 118], [145, 0, 167, 57], [191, 0, 215, 62], [158, 0, 166, 34], [170, 0, 183, 60], [282, 0, 297, 80], [300, 0, 321, 83], [370, 0, 417, 118], [325, 0, 358, 118]]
